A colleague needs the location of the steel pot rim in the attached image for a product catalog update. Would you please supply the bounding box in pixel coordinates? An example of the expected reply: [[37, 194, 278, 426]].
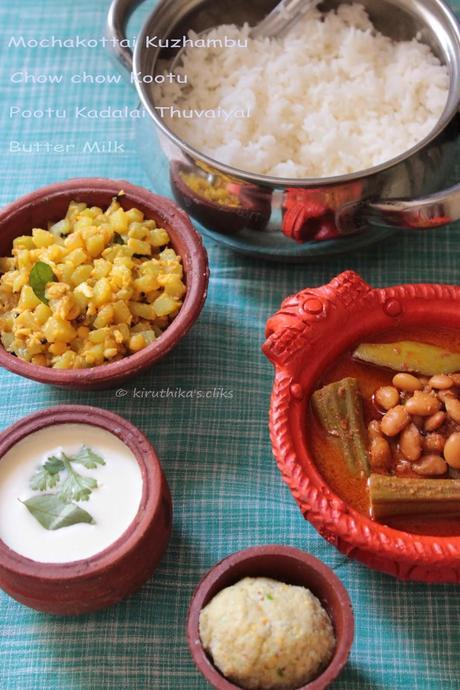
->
[[132, 0, 460, 189]]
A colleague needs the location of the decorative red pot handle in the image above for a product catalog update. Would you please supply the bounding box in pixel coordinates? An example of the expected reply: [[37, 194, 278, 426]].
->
[[282, 186, 367, 242], [263, 271, 372, 369]]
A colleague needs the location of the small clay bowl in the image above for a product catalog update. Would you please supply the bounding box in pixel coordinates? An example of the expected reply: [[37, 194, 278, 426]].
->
[[0, 178, 209, 390], [187, 545, 354, 690], [0, 405, 172, 615]]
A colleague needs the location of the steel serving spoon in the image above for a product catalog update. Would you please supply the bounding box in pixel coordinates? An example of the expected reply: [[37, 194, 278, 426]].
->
[[171, 0, 320, 70]]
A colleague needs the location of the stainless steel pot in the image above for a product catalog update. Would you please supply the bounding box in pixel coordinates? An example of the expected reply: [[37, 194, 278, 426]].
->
[[107, 0, 460, 245]]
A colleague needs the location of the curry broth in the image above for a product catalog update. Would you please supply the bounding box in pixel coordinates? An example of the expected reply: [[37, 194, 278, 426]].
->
[[308, 326, 460, 537]]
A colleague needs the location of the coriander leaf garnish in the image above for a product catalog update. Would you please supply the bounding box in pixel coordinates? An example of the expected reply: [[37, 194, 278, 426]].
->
[[59, 454, 98, 503], [29, 261, 56, 305], [30, 466, 61, 492], [72, 445, 106, 469], [44, 455, 65, 474], [21, 494, 95, 531], [29, 455, 65, 491], [24, 445, 105, 530]]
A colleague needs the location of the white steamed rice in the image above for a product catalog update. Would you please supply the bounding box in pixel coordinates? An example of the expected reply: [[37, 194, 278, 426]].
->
[[154, 3, 450, 179]]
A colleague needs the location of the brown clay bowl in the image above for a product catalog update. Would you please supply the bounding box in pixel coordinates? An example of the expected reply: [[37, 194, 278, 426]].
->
[[187, 545, 354, 690], [0, 405, 172, 615], [263, 270, 460, 583], [0, 178, 209, 390]]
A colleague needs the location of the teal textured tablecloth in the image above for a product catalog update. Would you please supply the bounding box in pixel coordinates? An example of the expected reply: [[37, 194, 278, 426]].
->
[[1, 1, 460, 688]]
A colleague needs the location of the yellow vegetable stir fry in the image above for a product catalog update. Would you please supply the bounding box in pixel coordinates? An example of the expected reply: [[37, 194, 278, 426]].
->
[[0, 197, 186, 368]]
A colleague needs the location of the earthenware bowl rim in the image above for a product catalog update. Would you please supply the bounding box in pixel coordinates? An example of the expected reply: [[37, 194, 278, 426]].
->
[[187, 544, 354, 690], [0, 404, 164, 579], [0, 177, 209, 386], [264, 271, 460, 570]]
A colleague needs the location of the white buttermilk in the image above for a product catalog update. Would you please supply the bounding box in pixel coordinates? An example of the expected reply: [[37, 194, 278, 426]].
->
[[0, 424, 143, 563]]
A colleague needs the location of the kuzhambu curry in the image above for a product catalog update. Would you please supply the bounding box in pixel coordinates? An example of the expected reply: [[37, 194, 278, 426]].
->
[[309, 327, 460, 536]]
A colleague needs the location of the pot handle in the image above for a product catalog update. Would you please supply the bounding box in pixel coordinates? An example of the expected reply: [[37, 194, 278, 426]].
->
[[263, 271, 372, 369], [337, 183, 460, 233], [106, 0, 146, 75]]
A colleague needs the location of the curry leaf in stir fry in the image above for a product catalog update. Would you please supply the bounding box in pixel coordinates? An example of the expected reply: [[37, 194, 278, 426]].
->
[[29, 261, 56, 305]]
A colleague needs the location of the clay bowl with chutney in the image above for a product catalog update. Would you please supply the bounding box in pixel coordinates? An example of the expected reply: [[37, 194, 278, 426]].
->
[[0, 405, 172, 615], [0, 178, 209, 389], [263, 271, 460, 583], [187, 545, 354, 690]]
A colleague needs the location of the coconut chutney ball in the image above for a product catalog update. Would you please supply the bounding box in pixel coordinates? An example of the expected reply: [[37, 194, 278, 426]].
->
[[199, 577, 336, 690]]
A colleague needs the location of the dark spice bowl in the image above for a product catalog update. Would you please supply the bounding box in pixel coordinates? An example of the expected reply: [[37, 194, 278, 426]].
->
[[187, 545, 354, 690], [0, 405, 172, 615], [0, 178, 209, 389]]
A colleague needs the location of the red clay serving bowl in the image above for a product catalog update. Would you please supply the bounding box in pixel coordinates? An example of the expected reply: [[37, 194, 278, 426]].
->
[[0, 178, 209, 389], [263, 271, 460, 583], [187, 545, 354, 690], [0, 405, 172, 615]]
